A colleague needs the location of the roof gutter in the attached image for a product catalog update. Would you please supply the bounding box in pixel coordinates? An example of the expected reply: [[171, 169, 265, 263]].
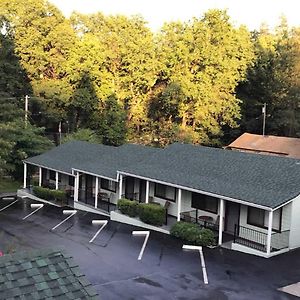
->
[[72, 168, 118, 182], [118, 171, 273, 211], [272, 193, 300, 211], [24, 161, 74, 177]]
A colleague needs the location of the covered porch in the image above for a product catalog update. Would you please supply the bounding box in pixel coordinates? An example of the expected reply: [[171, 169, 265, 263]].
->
[[22, 162, 117, 214], [22, 162, 75, 206], [118, 172, 291, 257], [73, 171, 118, 213], [182, 198, 290, 256]]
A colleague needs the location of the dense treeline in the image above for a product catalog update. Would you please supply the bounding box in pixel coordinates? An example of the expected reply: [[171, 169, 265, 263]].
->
[[0, 0, 300, 177]]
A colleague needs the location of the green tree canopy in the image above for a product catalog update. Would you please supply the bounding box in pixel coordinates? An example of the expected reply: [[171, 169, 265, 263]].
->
[[155, 10, 254, 143], [0, 94, 53, 178]]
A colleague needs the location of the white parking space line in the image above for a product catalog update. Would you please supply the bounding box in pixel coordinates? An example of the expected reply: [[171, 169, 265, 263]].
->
[[279, 282, 300, 297], [2, 197, 15, 200], [89, 220, 108, 243], [132, 231, 150, 261], [0, 199, 18, 212], [183, 245, 208, 285], [51, 210, 77, 231], [22, 204, 44, 220]]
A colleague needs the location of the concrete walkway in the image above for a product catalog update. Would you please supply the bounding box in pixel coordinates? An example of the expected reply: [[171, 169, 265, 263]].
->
[[0, 192, 17, 198], [17, 189, 61, 207]]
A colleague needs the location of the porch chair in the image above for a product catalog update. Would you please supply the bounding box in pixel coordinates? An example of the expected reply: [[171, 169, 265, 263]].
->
[[182, 211, 192, 222], [164, 201, 171, 225]]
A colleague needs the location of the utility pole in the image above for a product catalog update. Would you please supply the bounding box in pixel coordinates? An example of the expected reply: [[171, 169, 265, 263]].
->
[[58, 121, 62, 145], [25, 95, 29, 128], [262, 103, 266, 136]]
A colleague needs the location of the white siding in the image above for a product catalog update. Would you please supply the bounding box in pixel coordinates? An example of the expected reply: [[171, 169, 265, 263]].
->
[[239, 203, 292, 250], [281, 203, 292, 231], [289, 196, 300, 249], [148, 183, 219, 220], [60, 174, 69, 187], [181, 190, 192, 214], [239, 205, 284, 233], [109, 191, 119, 204]]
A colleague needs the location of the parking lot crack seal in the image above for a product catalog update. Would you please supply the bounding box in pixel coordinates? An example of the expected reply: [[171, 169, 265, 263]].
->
[[94, 271, 164, 288]]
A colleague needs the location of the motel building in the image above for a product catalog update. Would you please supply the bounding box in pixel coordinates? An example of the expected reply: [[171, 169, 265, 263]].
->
[[19, 141, 300, 258]]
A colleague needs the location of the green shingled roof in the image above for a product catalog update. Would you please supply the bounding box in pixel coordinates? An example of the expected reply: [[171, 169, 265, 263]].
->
[[0, 249, 99, 300], [25, 141, 113, 175], [73, 143, 160, 179], [25, 141, 159, 179], [121, 143, 300, 209], [25, 141, 300, 209]]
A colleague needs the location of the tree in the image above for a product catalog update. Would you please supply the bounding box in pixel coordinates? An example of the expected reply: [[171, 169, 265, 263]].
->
[[62, 128, 101, 144], [97, 95, 127, 146], [0, 0, 77, 130], [0, 95, 53, 178], [238, 18, 300, 137], [7, 121, 53, 179], [70, 13, 158, 136], [0, 24, 31, 96], [155, 10, 254, 144]]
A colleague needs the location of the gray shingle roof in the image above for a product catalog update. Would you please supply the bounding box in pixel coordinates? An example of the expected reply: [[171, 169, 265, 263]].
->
[[121, 143, 300, 209], [74, 143, 160, 179], [0, 249, 98, 299], [25, 141, 300, 208], [25, 141, 112, 175], [25, 141, 159, 180]]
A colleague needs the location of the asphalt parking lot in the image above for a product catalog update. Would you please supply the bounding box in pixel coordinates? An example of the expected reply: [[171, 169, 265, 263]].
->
[[0, 196, 299, 300]]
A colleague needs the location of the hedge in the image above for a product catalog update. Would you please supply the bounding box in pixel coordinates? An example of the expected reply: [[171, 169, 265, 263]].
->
[[117, 198, 139, 217], [170, 221, 215, 246], [33, 186, 66, 202], [138, 203, 165, 226], [117, 199, 166, 226]]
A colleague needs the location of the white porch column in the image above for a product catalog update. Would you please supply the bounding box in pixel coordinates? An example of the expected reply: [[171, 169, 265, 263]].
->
[[74, 172, 79, 202], [23, 163, 27, 188], [55, 172, 59, 190], [95, 177, 99, 208], [145, 180, 149, 203], [177, 188, 182, 221], [119, 174, 123, 199], [266, 210, 273, 255], [218, 199, 225, 246], [39, 167, 42, 187]]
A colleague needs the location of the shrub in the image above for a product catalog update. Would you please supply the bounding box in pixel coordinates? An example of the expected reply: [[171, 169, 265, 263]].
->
[[170, 221, 215, 246], [117, 199, 139, 217], [33, 186, 51, 200], [33, 186, 66, 202], [50, 189, 66, 202], [138, 203, 165, 226], [196, 228, 216, 246]]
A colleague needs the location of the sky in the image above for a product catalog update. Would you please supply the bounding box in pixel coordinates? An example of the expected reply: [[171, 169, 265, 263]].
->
[[48, 0, 300, 31]]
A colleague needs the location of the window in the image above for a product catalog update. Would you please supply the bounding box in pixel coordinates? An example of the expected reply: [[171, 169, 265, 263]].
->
[[49, 170, 56, 181], [247, 207, 265, 227], [191, 193, 218, 214], [247, 207, 282, 231], [68, 176, 75, 187], [101, 179, 117, 192], [154, 183, 176, 202]]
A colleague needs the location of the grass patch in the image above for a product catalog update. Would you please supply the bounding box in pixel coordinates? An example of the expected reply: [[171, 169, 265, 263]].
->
[[0, 177, 22, 193]]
